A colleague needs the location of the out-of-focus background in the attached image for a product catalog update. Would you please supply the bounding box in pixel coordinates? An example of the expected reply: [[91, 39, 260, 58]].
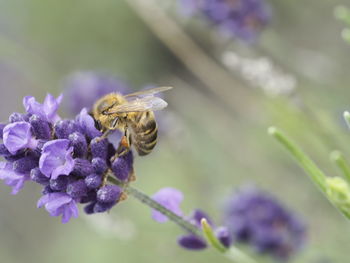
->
[[0, 0, 350, 262]]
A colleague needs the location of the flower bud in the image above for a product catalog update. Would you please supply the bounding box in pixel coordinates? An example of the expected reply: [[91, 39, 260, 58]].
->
[[90, 137, 109, 159], [9, 112, 30, 123], [67, 180, 88, 199], [13, 156, 38, 173], [92, 157, 107, 174], [85, 174, 102, 189], [97, 185, 121, 203], [29, 115, 51, 140], [50, 175, 69, 191], [325, 177, 350, 217], [30, 167, 49, 185], [178, 235, 207, 250], [111, 151, 133, 181], [93, 201, 116, 213], [72, 158, 94, 177], [215, 227, 232, 248], [54, 120, 81, 139], [69, 132, 88, 158]]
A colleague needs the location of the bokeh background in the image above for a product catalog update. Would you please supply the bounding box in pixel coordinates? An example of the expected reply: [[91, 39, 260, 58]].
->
[[0, 0, 350, 262]]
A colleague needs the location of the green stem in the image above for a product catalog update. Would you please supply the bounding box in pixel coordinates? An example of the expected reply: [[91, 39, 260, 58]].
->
[[344, 111, 350, 129], [268, 127, 327, 192], [225, 246, 258, 263], [201, 218, 227, 253], [107, 176, 200, 236], [330, 151, 350, 184]]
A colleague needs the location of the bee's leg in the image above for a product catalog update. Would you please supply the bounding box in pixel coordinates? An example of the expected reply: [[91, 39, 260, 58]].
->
[[110, 128, 131, 162], [96, 129, 113, 141], [95, 118, 119, 142]]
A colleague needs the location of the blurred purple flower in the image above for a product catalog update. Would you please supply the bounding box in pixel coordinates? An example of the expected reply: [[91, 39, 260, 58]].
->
[[3, 122, 38, 154], [37, 192, 79, 223], [64, 71, 129, 115], [188, 209, 213, 227], [152, 187, 184, 222], [224, 186, 306, 260], [23, 94, 62, 123], [39, 139, 74, 180], [178, 234, 207, 250], [179, 0, 271, 42], [0, 161, 30, 194]]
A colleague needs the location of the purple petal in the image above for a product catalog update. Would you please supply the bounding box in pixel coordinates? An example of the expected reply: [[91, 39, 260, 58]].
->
[[152, 187, 183, 223], [43, 94, 63, 123], [51, 147, 74, 179], [77, 108, 102, 139], [23, 96, 44, 119], [37, 194, 50, 208], [42, 139, 70, 153], [39, 140, 74, 178], [0, 161, 29, 194], [38, 193, 79, 223], [3, 122, 37, 154], [45, 193, 72, 213], [23, 94, 62, 123], [62, 201, 79, 223]]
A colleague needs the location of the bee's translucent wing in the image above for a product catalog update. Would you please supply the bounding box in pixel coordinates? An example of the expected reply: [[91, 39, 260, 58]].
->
[[106, 96, 168, 114], [124, 86, 173, 98]]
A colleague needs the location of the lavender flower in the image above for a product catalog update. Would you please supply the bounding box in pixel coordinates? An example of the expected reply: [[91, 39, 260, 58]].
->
[[23, 94, 62, 123], [0, 161, 30, 194], [39, 139, 74, 180], [3, 122, 38, 154], [0, 93, 134, 223], [152, 187, 184, 223], [63, 71, 129, 115], [37, 193, 79, 224], [76, 108, 102, 139], [224, 186, 306, 260], [180, 0, 271, 42]]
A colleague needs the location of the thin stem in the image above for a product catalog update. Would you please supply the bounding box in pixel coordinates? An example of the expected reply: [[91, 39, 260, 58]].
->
[[268, 127, 327, 192], [107, 176, 201, 236], [201, 218, 227, 253], [344, 111, 350, 129], [225, 246, 258, 263], [330, 151, 350, 184]]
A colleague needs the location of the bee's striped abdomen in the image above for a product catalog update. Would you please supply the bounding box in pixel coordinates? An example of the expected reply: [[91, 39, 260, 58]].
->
[[131, 111, 158, 156]]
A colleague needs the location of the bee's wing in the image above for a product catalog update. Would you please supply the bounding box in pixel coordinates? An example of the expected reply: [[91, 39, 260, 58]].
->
[[105, 96, 168, 114], [124, 86, 173, 98]]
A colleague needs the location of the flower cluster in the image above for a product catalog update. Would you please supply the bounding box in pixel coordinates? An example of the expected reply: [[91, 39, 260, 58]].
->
[[180, 0, 271, 41], [223, 186, 306, 260], [152, 187, 232, 250], [0, 94, 134, 223]]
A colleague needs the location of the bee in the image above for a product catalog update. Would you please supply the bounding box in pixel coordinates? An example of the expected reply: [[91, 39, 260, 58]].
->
[[92, 86, 172, 157]]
